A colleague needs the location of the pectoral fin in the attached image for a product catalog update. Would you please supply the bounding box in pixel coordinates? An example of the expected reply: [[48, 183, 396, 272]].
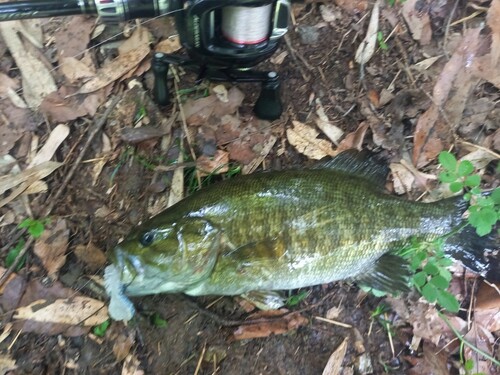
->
[[356, 253, 411, 294], [241, 290, 286, 310], [224, 236, 287, 262]]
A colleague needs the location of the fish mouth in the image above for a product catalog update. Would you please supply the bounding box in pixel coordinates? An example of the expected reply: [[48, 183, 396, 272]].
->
[[113, 247, 145, 283]]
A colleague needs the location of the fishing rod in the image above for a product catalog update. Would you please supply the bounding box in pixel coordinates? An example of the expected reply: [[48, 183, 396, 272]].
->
[[0, 0, 291, 120]]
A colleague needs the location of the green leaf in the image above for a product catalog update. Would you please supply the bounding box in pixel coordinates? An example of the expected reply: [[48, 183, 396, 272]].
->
[[6, 239, 26, 271], [18, 218, 46, 238], [464, 192, 471, 201], [476, 223, 492, 237], [150, 313, 168, 327], [470, 187, 482, 195], [430, 274, 449, 289], [439, 151, 457, 171], [423, 262, 440, 276], [449, 181, 463, 193], [491, 188, 500, 204], [286, 290, 309, 306], [436, 289, 460, 313], [464, 174, 480, 188], [93, 320, 111, 337], [413, 272, 427, 287], [422, 283, 438, 303], [410, 251, 427, 270], [439, 171, 457, 183], [476, 197, 494, 208], [438, 268, 452, 282], [464, 359, 474, 371], [457, 160, 474, 177]]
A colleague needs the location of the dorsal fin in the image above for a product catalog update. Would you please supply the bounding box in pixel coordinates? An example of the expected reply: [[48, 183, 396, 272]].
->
[[315, 149, 389, 188]]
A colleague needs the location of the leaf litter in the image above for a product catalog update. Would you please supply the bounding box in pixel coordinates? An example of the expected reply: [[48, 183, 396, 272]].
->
[[0, 2, 499, 374]]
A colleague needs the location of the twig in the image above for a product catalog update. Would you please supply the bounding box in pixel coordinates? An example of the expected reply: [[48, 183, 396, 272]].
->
[[438, 312, 500, 366], [314, 316, 352, 328], [0, 96, 120, 289], [193, 342, 206, 375]]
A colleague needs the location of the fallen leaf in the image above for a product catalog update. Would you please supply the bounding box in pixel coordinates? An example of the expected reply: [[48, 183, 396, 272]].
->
[[413, 28, 482, 167], [232, 309, 308, 340], [78, 44, 150, 94], [54, 16, 94, 59], [155, 35, 182, 54], [213, 84, 229, 103], [118, 25, 152, 55], [196, 150, 229, 176], [459, 148, 498, 170], [0, 161, 62, 196], [74, 242, 107, 272], [472, 53, 500, 90], [0, 354, 16, 374], [113, 332, 135, 362], [0, 21, 57, 108], [33, 219, 69, 279], [287, 121, 336, 160], [402, 0, 432, 45], [322, 338, 348, 375], [13, 296, 107, 326], [121, 354, 145, 375], [355, 0, 381, 65], [120, 126, 168, 144], [167, 150, 184, 207], [60, 56, 96, 83], [487, 0, 500, 66], [28, 124, 69, 168], [337, 122, 369, 152], [390, 163, 415, 195], [315, 98, 344, 145], [334, 0, 368, 14], [242, 134, 278, 174]]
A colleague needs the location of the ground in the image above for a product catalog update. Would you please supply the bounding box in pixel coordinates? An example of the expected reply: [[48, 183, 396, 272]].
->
[[0, 1, 499, 374]]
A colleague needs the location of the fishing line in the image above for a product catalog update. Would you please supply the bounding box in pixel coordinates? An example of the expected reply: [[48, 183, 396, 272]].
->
[[221, 4, 272, 45]]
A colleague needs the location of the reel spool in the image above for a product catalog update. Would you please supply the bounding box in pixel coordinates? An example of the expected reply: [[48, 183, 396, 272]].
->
[[221, 4, 273, 45]]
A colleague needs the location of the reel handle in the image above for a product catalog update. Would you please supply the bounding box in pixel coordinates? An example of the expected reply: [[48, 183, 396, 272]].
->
[[254, 72, 282, 121], [152, 53, 170, 106]]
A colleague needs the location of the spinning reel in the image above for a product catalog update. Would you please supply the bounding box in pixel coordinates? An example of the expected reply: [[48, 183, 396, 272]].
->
[[0, 0, 291, 120]]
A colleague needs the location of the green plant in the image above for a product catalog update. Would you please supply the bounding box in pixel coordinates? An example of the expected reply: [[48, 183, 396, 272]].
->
[[150, 312, 168, 327], [398, 237, 459, 312], [93, 319, 111, 337], [377, 31, 388, 50], [6, 238, 26, 271], [438, 151, 499, 236], [18, 217, 48, 238], [370, 303, 394, 336], [285, 290, 309, 307]]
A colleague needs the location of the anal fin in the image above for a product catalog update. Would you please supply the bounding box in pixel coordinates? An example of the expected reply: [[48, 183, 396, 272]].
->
[[241, 290, 286, 310], [356, 253, 411, 294]]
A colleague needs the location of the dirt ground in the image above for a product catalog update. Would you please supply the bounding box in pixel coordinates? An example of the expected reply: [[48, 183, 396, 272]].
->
[[0, 1, 499, 374]]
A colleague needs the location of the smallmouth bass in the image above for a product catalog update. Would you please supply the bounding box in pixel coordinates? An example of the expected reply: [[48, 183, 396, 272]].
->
[[104, 151, 498, 320]]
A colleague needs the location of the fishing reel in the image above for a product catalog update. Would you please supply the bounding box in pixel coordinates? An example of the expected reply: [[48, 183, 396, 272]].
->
[[0, 0, 291, 120]]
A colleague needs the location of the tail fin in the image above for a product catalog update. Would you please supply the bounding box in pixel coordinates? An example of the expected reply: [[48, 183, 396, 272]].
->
[[443, 224, 499, 282]]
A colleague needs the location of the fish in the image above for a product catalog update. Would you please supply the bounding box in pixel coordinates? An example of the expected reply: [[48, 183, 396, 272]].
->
[[104, 150, 499, 321]]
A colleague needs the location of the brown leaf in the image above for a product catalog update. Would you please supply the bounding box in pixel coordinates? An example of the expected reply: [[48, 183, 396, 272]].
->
[[33, 218, 69, 279], [487, 0, 500, 66], [120, 126, 168, 144], [113, 332, 135, 362], [74, 242, 107, 272], [413, 28, 482, 167], [59, 56, 96, 84], [334, 0, 368, 14], [196, 150, 230, 176], [322, 338, 348, 375], [287, 121, 336, 160], [0, 354, 17, 374], [54, 16, 94, 59], [337, 122, 369, 152], [232, 309, 308, 340], [78, 44, 150, 94], [155, 36, 182, 54], [402, 0, 432, 45]]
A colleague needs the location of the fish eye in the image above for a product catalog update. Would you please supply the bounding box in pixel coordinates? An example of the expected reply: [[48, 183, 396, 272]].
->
[[139, 231, 155, 247]]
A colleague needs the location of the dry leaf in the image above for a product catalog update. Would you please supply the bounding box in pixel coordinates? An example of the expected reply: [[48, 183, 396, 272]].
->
[[402, 0, 432, 45], [337, 122, 369, 152], [118, 25, 152, 55], [315, 98, 344, 144], [33, 219, 69, 278], [242, 135, 278, 174], [334, 0, 368, 14], [0, 21, 57, 108], [74, 242, 107, 271], [113, 332, 135, 362], [390, 163, 415, 195], [13, 296, 108, 326], [155, 36, 182, 54], [287, 121, 336, 159], [196, 150, 229, 176], [355, 0, 380, 65], [54, 16, 94, 59], [60, 56, 96, 83], [322, 338, 348, 375], [0, 161, 62, 196], [167, 150, 184, 207], [487, 0, 500, 66], [78, 44, 150, 94], [121, 354, 145, 375], [413, 28, 482, 167], [232, 309, 308, 340], [0, 354, 16, 374], [27, 124, 69, 168], [459, 148, 498, 170]]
